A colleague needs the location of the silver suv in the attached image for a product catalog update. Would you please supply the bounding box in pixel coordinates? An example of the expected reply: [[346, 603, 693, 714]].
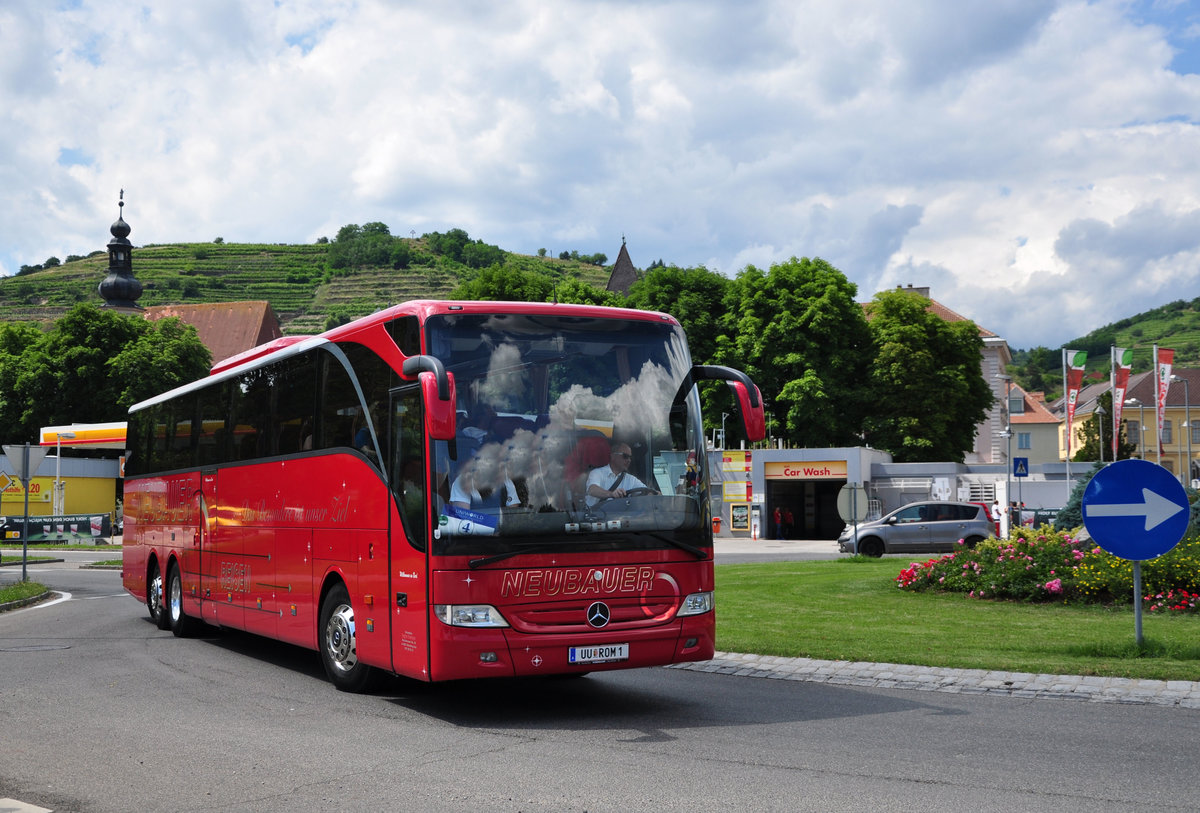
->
[[838, 500, 992, 557]]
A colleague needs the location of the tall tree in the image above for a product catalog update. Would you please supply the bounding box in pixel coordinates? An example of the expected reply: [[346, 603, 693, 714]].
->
[[862, 289, 994, 462], [717, 257, 872, 447], [1071, 390, 1137, 462], [0, 304, 211, 445], [625, 265, 729, 364]]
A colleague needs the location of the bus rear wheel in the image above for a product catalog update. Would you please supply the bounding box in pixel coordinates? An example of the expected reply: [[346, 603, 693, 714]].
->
[[167, 562, 199, 638], [148, 560, 170, 631], [320, 583, 375, 693]]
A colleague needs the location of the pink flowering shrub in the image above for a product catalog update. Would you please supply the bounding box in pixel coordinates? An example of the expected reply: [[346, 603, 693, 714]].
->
[[896, 525, 1200, 604]]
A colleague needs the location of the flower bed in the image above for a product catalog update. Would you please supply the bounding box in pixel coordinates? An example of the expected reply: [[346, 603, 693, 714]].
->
[[895, 525, 1200, 605]]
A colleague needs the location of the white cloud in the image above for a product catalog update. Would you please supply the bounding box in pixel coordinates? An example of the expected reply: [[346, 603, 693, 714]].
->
[[2, 0, 1200, 351]]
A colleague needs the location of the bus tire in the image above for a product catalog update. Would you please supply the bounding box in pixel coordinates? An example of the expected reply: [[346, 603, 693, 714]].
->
[[166, 561, 199, 638], [859, 537, 885, 558], [148, 560, 170, 631], [320, 583, 375, 693]]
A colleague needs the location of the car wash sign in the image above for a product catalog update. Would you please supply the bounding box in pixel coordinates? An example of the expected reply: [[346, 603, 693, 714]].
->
[[1082, 459, 1189, 561]]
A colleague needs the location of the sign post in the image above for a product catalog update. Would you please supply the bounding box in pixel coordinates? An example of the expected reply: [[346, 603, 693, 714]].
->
[[3, 443, 50, 582], [1081, 459, 1189, 646], [837, 483, 869, 547]]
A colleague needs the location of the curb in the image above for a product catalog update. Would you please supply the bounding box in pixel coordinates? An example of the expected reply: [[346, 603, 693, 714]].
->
[[0, 590, 54, 614], [669, 652, 1200, 708]]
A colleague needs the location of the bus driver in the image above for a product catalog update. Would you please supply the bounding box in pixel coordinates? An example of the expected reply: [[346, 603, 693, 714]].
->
[[586, 441, 650, 507]]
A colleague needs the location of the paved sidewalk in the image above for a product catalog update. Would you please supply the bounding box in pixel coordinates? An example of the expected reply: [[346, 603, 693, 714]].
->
[[670, 652, 1200, 708]]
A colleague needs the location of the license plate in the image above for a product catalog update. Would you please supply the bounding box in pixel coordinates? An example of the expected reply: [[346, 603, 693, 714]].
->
[[568, 643, 629, 664]]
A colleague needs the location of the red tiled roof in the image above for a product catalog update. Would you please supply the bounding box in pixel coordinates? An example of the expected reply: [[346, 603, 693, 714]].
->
[[1011, 386, 1058, 425], [143, 301, 282, 366]]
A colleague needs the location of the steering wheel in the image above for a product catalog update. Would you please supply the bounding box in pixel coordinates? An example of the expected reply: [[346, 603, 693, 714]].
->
[[622, 487, 657, 497], [591, 487, 659, 509]]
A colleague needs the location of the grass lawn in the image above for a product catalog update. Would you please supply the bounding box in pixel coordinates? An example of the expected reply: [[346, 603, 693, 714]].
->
[[0, 580, 48, 604], [716, 558, 1200, 683]]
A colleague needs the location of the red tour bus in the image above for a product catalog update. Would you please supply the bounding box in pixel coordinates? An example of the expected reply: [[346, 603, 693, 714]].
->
[[122, 300, 765, 690]]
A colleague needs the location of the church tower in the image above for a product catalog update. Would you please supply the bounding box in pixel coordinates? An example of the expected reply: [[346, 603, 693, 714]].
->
[[98, 190, 144, 311]]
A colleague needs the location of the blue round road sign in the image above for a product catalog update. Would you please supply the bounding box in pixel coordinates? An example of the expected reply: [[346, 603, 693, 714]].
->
[[1082, 459, 1189, 561]]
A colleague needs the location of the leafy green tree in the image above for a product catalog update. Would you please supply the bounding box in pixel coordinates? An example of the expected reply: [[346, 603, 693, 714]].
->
[[625, 265, 729, 364], [1071, 390, 1138, 462], [1054, 461, 1103, 530], [550, 277, 621, 306], [862, 289, 995, 462], [449, 265, 554, 301], [716, 257, 872, 447], [0, 304, 211, 445]]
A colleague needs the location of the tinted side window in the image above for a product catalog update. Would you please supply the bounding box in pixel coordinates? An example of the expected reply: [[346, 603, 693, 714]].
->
[[197, 382, 230, 466], [126, 408, 153, 477], [275, 355, 317, 454], [317, 353, 359, 451], [232, 368, 274, 461]]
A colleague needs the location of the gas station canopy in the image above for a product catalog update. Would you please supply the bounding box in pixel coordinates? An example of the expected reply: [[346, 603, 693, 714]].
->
[[40, 423, 127, 450]]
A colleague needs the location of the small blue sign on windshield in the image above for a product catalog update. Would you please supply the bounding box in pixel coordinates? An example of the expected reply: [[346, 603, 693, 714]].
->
[[1082, 459, 1189, 561]]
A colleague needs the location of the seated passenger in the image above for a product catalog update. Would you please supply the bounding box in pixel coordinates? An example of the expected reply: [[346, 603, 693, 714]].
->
[[450, 453, 521, 511], [585, 441, 651, 507]]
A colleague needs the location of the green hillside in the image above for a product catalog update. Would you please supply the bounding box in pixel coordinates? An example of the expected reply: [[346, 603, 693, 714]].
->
[[1059, 298, 1200, 372], [1010, 297, 1200, 397], [0, 234, 614, 335]]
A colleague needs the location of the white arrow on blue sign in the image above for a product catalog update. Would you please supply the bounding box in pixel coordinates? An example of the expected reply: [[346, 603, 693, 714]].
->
[[1082, 459, 1190, 561]]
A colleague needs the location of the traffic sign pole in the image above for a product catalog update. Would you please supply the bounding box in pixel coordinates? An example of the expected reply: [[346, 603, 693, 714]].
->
[[20, 444, 31, 582], [1133, 562, 1144, 646], [1082, 459, 1188, 648]]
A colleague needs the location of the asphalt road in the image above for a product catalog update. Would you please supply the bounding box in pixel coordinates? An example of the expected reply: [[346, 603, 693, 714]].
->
[[2, 554, 1198, 812]]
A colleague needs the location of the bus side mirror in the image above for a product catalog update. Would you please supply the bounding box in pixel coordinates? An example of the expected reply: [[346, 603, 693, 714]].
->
[[422, 371, 456, 440], [690, 365, 767, 443], [730, 381, 766, 442], [402, 356, 456, 441]]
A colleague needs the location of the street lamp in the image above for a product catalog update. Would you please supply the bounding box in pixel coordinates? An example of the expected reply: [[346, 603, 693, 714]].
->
[[1094, 404, 1106, 464], [720, 412, 730, 450], [1125, 398, 1146, 459], [1171, 374, 1191, 485], [996, 374, 1012, 538], [53, 431, 76, 517]]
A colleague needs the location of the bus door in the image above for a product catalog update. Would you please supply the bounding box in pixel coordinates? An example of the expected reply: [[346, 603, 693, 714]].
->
[[387, 385, 431, 679]]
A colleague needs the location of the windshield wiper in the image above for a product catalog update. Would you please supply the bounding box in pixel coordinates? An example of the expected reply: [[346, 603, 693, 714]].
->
[[468, 542, 563, 569], [468, 533, 708, 568]]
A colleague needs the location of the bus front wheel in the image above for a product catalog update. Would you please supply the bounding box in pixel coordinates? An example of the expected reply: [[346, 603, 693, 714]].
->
[[320, 583, 375, 693]]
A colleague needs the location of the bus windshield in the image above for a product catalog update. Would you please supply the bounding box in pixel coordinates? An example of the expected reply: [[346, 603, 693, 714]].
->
[[424, 312, 709, 556]]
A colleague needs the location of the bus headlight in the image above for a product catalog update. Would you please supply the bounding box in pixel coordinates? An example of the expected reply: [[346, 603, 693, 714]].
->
[[676, 591, 714, 617], [434, 604, 510, 628]]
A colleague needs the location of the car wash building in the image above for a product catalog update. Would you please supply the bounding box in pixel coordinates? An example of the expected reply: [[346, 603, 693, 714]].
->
[[710, 446, 1083, 540]]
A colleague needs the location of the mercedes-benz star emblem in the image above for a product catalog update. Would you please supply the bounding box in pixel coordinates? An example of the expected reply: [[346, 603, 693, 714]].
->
[[586, 601, 611, 628]]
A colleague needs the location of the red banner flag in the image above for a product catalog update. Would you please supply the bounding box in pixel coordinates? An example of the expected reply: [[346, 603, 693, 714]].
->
[[1156, 346, 1174, 459], [1064, 350, 1087, 457], [1112, 347, 1133, 460]]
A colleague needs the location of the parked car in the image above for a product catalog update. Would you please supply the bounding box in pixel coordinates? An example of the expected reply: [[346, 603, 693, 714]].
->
[[837, 500, 993, 557]]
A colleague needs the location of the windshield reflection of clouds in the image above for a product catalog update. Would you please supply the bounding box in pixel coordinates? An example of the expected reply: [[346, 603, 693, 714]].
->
[[462, 365, 674, 507]]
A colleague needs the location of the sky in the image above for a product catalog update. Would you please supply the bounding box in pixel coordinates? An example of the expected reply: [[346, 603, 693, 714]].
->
[[3, 0, 1200, 350]]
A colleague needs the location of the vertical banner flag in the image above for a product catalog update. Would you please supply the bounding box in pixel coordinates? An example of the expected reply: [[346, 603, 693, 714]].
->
[[1111, 347, 1133, 461], [1156, 345, 1174, 459], [1064, 350, 1087, 457]]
